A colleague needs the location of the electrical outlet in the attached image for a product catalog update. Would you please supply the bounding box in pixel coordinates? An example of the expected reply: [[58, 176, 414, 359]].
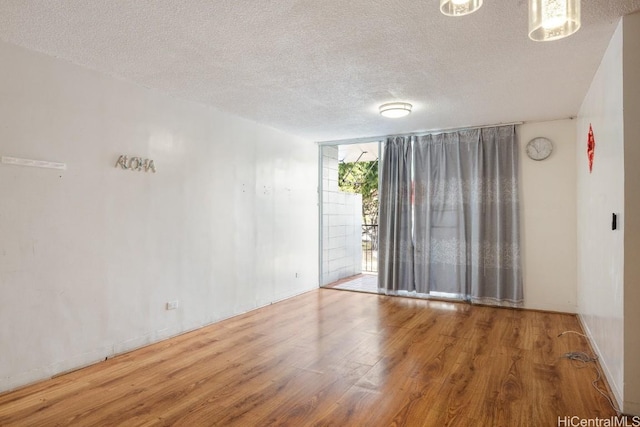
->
[[166, 300, 179, 310]]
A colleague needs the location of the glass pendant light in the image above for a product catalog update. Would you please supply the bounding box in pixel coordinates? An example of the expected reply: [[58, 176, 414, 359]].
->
[[440, 0, 483, 17], [529, 0, 581, 41]]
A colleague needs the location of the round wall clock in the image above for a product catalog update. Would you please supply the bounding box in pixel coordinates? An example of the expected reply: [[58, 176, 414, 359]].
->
[[526, 137, 553, 161]]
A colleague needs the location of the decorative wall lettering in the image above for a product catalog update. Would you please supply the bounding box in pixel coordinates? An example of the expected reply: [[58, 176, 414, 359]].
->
[[115, 155, 156, 173]]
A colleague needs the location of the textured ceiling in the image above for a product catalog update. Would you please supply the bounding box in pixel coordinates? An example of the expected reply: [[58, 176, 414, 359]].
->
[[1, 1, 639, 142]]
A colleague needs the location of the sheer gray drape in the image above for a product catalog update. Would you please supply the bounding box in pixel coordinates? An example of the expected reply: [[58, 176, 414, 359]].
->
[[378, 137, 414, 293], [378, 125, 523, 307]]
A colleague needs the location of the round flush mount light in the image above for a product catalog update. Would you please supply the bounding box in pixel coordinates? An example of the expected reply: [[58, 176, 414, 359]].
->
[[379, 102, 412, 118], [440, 0, 483, 17]]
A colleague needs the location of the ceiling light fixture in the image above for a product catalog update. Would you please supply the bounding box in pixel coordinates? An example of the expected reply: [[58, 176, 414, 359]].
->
[[379, 102, 412, 118], [528, 0, 580, 41], [440, 0, 483, 17]]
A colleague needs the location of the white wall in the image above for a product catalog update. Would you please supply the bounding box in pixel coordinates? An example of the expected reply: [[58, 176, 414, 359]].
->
[[321, 146, 362, 285], [576, 21, 625, 409], [0, 40, 318, 393], [519, 120, 577, 313], [623, 11, 640, 416]]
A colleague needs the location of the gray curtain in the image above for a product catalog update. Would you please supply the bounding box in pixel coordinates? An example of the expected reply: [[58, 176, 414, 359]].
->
[[378, 125, 522, 307], [378, 137, 414, 293]]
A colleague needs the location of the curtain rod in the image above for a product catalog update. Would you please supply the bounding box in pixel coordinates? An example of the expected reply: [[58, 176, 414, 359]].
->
[[316, 121, 524, 146]]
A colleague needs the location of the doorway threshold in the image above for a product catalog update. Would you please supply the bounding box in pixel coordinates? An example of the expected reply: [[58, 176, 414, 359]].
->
[[325, 273, 378, 294]]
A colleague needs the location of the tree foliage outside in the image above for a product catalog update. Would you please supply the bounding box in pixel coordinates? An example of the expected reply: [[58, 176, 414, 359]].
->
[[338, 161, 379, 248]]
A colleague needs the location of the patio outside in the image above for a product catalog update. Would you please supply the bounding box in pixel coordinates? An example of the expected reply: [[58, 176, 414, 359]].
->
[[337, 146, 379, 274], [320, 142, 379, 294]]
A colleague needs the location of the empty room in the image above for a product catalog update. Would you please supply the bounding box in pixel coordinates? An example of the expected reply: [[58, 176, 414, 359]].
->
[[1, 1, 640, 426]]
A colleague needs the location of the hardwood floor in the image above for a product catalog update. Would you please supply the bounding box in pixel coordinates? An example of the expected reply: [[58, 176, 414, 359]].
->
[[0, 289, 617, 426]]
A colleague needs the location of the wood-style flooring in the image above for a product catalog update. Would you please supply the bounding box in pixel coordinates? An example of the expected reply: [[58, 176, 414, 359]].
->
[[0, 288, 617, 426]]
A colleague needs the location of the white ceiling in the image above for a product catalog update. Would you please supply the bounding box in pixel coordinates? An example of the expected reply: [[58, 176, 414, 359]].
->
[[1, 1, 639, 142]]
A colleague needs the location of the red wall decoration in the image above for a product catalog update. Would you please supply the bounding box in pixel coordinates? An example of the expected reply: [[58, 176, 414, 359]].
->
[[587, 124, 596, 173]]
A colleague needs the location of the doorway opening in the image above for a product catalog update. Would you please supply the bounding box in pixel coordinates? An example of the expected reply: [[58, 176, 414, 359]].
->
[[319, 141, 380, 294]]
